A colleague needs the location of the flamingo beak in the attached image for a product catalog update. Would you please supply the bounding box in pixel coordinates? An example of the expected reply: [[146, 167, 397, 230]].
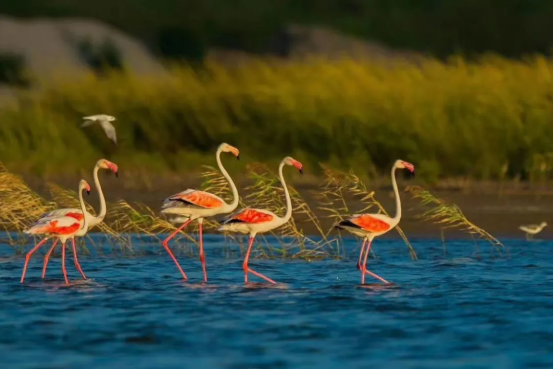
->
[[86, 189, 90, 195], [236, 155, 240, 160], [115, 171, 119, 178], [299, 168, 303, 174]]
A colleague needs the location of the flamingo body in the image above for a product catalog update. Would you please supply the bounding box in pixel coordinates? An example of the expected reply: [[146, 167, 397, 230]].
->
[[160, 143, 240, 282], [337, 214, 393, 238], [335, 159, 415, 285], [36, 159, 118, 278], [219, 156, 303, 285], [162, 189, 229, 219], [219, 208, 277, 234], [21, 180, 91, 284], [25, 217, 82, 238]]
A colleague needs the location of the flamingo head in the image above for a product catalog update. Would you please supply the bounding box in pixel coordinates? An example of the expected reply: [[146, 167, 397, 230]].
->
[[220, 143, 240, 160], [396, 160, 415, 175], [106, 115, 116, 121], [80, 180, 91, 195], [284, 156, 303, 174], [98, 159, 119, 177], [541, 222, 548, 228]]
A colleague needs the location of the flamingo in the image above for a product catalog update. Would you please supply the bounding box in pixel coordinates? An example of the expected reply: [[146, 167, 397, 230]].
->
[[160, 143, 240, 282], [21, 180, 91, 284], [218, 156, 303, 285], [335, 160, 415, 285], [39, 159, 118, 278], [520, 222, 547, 241]]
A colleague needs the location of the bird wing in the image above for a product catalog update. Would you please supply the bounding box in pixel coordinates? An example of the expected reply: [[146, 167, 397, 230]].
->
[[38, 208, 84, 221], [221, 208, 275, 224], [163, 189, 225, 209], [341, 213, 392, 233], [83, 114, 107, 120], [99, 120, 117, 144], [81, 120, 95, 127], [522, 224, 539, 229], [25, 216, 81, 235]]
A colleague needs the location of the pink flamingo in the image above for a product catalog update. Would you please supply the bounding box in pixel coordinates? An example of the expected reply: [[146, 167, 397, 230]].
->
[[219, 156, 303, 285], [39, 159, 118, 278], [160, 143, 240, 282], [21, 180, 91, 284], [335, 160, 415, 285]]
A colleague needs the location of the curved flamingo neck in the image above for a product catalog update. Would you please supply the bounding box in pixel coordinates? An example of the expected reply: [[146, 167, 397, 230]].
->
[[92, 163, 106, 223], [278, 160, 293, 223], [391, 162, 401, 223], [78, 184, 90, 232], [216, 148, 239, 210]]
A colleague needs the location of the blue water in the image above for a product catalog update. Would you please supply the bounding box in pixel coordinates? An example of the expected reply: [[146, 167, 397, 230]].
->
[[0, 235, 552, 368]]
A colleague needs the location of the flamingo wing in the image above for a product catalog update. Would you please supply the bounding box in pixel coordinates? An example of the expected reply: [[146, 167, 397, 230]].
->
[[39, 208, 85, 221], [25, 216, 81, 235], [163, 189, 225, 209], [222, 208, 275, 224], [341, 214, 392, 233]]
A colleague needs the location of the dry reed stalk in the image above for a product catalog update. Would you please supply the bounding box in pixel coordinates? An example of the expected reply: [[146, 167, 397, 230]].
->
[[406, 185, 504, 254], [0, 163, 56, 246]]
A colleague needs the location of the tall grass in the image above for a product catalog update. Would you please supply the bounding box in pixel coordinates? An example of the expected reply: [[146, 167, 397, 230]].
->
[[0, 160, 510, 260], [2, 56, 553, 180]]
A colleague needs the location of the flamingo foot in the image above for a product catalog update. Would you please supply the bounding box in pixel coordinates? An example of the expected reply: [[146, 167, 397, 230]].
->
[[361, 268, 389, 284], [247, 268, 277, 285]]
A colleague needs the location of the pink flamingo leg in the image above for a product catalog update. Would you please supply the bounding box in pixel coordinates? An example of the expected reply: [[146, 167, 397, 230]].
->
[[20, 237, 49, 283], [42, 239, 59, 278], [198, 222, 207, 282], [161, 219, 192, 280], [243, 236, 277, 285], [72, 238, 87, 279], [356, 239, 367, 270], [361, 239, 389, 284], [61, 241, 69, 285]]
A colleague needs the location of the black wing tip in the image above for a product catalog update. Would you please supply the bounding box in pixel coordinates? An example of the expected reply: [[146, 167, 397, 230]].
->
[[224, 218, 246, 224], [335, 220, 361, 229]]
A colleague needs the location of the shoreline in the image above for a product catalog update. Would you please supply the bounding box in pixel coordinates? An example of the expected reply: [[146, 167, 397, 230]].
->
[[15, 172, 553, 241]]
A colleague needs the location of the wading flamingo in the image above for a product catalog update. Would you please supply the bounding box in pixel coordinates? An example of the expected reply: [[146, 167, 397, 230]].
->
[[335, 160, 415, 285], [218, 156, 303, 285], [40, 159, 118, 278], [21, 180, 91, 284], [520, 222, 547, 241], [160, 143, 240, 282]]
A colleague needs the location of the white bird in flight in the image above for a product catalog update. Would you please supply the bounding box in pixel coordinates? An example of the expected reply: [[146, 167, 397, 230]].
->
[[519, 221, 547, 241], [81, 114, 117, 145]]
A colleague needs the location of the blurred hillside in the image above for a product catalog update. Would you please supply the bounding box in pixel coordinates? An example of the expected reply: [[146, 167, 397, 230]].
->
[[2, 0, 553, 61]]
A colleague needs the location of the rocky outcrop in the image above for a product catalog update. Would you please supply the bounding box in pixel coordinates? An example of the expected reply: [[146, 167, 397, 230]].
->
[[0, 15, 165, 80]]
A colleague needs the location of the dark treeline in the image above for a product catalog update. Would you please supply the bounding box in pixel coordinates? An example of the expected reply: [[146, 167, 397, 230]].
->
[[2, 0, 553, 60]]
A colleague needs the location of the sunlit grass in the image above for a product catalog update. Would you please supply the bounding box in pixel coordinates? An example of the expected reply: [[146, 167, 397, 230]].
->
[[2, 56, 553, 181]]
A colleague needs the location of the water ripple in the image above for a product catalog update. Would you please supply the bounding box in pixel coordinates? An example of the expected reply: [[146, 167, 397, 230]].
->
[[0, 236, 552, 367]]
